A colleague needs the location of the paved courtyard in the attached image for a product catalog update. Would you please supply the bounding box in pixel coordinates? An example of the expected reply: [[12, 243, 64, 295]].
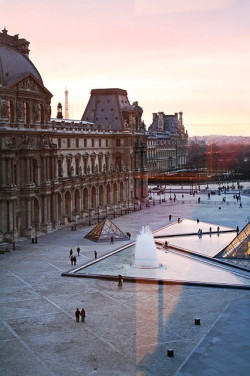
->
[[0, 186, 249, 375]]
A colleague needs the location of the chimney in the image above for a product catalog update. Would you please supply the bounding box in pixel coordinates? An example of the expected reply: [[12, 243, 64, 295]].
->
[[179, 112, 183, 126], [56, 102, 63, 119], [174, 112, 178, 118]]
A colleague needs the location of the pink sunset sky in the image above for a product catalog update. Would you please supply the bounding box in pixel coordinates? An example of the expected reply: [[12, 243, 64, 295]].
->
[[2, 0, 250, 136]]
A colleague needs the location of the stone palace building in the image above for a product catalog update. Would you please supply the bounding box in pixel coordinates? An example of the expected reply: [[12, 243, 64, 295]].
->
[[0, 29, 148, 242]]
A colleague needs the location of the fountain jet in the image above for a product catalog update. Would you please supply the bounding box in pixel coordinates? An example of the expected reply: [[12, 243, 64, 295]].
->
[[134, 226, 159, 268]]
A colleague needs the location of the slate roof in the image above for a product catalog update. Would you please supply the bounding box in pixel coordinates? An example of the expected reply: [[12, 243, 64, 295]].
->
[[0, 44, 43, 86], [81, 88, 130, 130]]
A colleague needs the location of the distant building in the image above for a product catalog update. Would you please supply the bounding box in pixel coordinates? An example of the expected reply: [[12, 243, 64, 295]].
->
[[147, 112, 188, 172], [0, 29, 147, 242]]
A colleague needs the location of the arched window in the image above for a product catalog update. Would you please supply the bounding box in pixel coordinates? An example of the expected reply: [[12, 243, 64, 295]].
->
[[24, 101, 30, 125], [8, 100, 14, 123]]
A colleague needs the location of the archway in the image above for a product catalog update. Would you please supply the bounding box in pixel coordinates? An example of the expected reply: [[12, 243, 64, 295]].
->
[[91, 186, 96, 209], [83, 188, 88, 210], [65, 190, 72, 220], [58, 193, 62, 221], [99, 185, 104, 207], [74, 189, 80, 214], [34, 197, 40, 228], [113, 183, 118, 205], [106, 184, 111, 205]]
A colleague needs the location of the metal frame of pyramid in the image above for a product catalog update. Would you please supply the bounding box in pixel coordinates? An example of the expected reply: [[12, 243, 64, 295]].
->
[[216, 222, 250, 259], [84, 218, 129, 243]]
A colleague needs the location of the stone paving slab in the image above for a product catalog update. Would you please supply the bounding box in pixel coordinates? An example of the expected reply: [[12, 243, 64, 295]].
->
[[0, 192, 250, 375], [176, 299, 250, 376]]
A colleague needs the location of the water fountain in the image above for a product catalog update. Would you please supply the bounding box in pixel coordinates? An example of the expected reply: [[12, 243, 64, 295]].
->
[[134, 226, 159, 268]]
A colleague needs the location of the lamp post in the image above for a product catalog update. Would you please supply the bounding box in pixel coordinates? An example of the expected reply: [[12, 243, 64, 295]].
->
[[88, 208, 91, 226], [97, 207, 99, 223], [34, 222, 38, 243], [12, 228, 16, 250], [72, 209, 78, 231]]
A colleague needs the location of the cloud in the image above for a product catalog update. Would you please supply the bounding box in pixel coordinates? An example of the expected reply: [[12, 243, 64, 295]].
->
[[134, 0, 232, 15]]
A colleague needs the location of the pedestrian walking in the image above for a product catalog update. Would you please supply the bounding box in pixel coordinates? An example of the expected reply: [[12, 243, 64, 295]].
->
[[70, 255, 74, 265], [110, 235, 114, 244], [69, 249, 73, 258], [77, 247, 80, 256], [73, 255, 77, 265], [126, 232, 131, 239], [217, 226, 220, 233], [80, 308, 86, 322], [118, 274, 123, 287], [209, 227, 212, 233], [239, 203, 242, 208], [197, 218, 199, 224], [75, 308, 80, 322], [178, 217, 180, 223], [169, 214, 172, 221], [94, 250, 97, 259]]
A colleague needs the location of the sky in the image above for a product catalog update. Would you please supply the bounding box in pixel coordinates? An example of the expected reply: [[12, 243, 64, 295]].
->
[[2, 0, 250, 136]]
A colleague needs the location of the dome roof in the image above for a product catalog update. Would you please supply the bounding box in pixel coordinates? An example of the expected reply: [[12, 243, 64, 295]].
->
[[0, 44, 43, 86]]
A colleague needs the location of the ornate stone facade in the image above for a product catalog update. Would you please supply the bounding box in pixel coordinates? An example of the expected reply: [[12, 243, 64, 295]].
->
[[147, 112, 188, 173], [0, 30, 148, 242]]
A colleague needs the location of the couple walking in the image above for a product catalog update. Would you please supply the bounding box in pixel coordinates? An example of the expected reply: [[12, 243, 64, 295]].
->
[[75, 308, 86, 322]]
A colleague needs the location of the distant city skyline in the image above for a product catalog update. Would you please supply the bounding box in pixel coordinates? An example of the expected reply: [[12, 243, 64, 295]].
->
[[2, 0, 250, 136]]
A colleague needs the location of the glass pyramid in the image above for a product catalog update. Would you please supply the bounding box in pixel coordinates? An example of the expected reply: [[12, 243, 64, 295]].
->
[[216, 222, 250, 259], [84, 218, 129, 243]]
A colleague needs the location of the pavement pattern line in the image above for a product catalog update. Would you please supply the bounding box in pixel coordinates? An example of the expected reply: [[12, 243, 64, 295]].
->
[[9, 271, 133, 360], [46, 262, 63, 271], [0, 316, 56, 376]]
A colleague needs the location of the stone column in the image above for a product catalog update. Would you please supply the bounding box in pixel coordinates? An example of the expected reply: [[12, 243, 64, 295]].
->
[[46, 157, 50, 182]]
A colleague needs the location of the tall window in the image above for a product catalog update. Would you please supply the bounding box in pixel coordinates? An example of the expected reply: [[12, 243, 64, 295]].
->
[[58, 138, 61, 148], [76, 138, 79, 148], [92, 139, 95, 147], [99, 139, 101, 147], [75, 159, 79, 175], [24, 101, 30, 125], [67, 138, 70, 148], [116, 139, 121, 147], [39, 104, 45, 124], [8, 100, 14, 123], [84, 139, 87, 147]]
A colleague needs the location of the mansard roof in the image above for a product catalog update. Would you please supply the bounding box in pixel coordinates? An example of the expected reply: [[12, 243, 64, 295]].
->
[[81, 88, 131, 130]]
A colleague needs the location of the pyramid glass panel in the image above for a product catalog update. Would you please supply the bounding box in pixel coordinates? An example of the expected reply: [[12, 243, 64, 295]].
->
[[217, 222, 250, 259], [84, 218, 129, 242]]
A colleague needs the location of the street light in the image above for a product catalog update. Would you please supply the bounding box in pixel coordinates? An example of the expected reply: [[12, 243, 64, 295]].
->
[[12, 228, 16, 250], [72, 209, 78, 231], [88, 208, 91, 226]]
